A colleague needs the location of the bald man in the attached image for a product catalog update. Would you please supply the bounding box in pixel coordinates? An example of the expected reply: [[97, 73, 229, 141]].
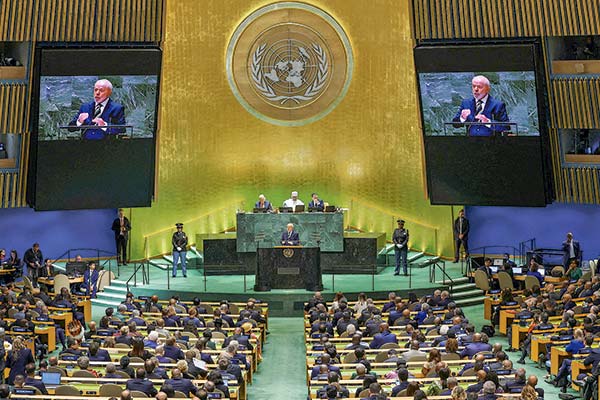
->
[[68, 79, 126, 140], [452, 75, 510, 136]]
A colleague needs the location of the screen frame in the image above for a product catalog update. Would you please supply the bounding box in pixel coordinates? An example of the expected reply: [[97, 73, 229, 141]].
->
[[27, 43, 163, 210], [413, 38, 554, 206]]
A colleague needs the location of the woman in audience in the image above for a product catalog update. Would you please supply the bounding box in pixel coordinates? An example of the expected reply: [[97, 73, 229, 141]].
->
[[176, 359, 196, 380], [444, 338, 460, 357], [128, 336, 152, 360], [329, 291, 347, 313], [450, 386, 466, 400], [6, 336, 34, 385], [527, 261, 545, 286], [421, 348, 442, 377], [519, 385, 538, 400], [405, 381, 421, 397], [353, 292, 368, 315]]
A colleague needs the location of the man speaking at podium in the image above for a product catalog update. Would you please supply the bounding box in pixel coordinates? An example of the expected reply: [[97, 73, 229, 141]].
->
[[281, 223, 300, 246], [68, 79, 126, 140], [452, 75, 510, 137]]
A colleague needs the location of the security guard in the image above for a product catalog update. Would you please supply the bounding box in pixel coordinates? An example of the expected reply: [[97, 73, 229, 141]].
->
[[172, 223, 188, 278], [392, 219, 409, 276]]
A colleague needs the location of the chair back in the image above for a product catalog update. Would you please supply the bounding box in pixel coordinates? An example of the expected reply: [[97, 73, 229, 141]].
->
[[462, 368, 476, 376], [115, 370, 131, 379], [497, 271, 514, 290], [97, 270, 115, 291], [581, 271, 592, 282], [129, 356, 145, 363], [524, 276, 540, 290], [380, 342, 399, 349], [47, 366, 66, 376], [374, 351, 390, 363], [22, 276, 34, 291], [211, 331, 226, 340], [441, 352, 460, 361], [114, 343, 131, 349], [473, 270, 490, 291], [53, 274, 71, 294], [551, 266, 565, 277], [129, 390, 149, 397], [342, 352, 357, 363], [72, 370, 97, 378], [358, 389, 370, 398], [99, 383, 124, 396], [407, 354, 427, 362], [228, 304, 240, 314], [55, 385, 81, 396], [22, 386, 42, 395], [173, 391, 188, 398]]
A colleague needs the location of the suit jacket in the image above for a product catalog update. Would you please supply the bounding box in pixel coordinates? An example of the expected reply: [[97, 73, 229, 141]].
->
[[453, 216, 470, 239], [111, 217, 131, 240], [163, 377, 197, 396], [369, 331, 398, 349], [83, 269, 99, 289], [281, 230, 300, 245], [562, 239, 581, 266], [68, 98, 126, 140], [308, 199, 324, 211], [25, 376, 48, 395], [452, 95, 510, 136], [460, 342, 492, 358], [7, 348, 34, 384], [254, 200, 273, 211], [126, 378, 158, 396]]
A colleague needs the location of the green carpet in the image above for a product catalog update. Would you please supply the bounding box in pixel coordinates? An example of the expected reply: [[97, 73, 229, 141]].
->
[[247, 317, 308, 400]]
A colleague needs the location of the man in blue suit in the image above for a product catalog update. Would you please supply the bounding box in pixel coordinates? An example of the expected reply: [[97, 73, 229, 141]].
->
[[369, 323, 398, 349], [81, 261, 99, 298], [308, 192, 325, 211], [68, 79, 126, 140], [452, 75, 510, 137], [281, 223, 300, 245], [562, 232, 581, 267], [459, 332, 492, 358], [254, 194, 273, 212]]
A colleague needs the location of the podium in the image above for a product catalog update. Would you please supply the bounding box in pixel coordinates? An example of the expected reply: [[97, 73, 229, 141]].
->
[[254, 246, 323, 291]]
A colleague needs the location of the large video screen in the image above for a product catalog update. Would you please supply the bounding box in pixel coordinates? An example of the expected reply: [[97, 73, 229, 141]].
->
[[28, 47, 162, 210], [415, 42, 553, 206]]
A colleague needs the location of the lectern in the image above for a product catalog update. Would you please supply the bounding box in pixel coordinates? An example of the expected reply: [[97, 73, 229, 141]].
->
[[254, 246, 323, 291]]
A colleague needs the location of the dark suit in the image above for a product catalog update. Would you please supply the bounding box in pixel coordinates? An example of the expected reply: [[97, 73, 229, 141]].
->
[[453, 216, 469, 260], [254, 200, 273, 212], [308, 199, 324, 211], [126, 378, 158, 396], [25, 376, 48, 395], [6, 348, 34, 385], [369, 331, 398, 349], [392, 228, 409, 275], [81, 268, 99, 298], [68, 98, 126, 140], [281, 230, 300, 245], [163, 377, 198, 396], [562, 239, 581, 267], [23, 247, 43, 286], [452, 95, 510, 136], [111, 216, 131, 264]]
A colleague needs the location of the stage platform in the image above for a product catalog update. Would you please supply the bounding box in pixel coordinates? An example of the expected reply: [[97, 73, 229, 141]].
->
[[91, 259, 467, 316]]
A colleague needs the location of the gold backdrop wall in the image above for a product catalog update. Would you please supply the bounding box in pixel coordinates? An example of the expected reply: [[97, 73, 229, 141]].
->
[[130, 0, 456, 259]]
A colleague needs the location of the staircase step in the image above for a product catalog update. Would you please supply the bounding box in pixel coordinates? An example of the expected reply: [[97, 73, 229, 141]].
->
[[451, 289, 483, 299], [408, 252, 425, 264], [103, 285, 129, 293], [436, 276, 470, 285], [91, 298, 121, 308], [455, 296, 487, 307], [450, 283, 477, 292], [96, 292, 127, 300]]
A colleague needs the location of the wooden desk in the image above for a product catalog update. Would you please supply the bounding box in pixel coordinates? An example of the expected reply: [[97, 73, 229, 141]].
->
[[35, 324, 56, 352], [38, 276, 84, 291], [571, 359, 591, 391]]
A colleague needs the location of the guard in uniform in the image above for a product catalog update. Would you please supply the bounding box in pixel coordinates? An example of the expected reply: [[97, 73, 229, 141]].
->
[[392, 219, 409, 276], [172, 223, 188, 278]]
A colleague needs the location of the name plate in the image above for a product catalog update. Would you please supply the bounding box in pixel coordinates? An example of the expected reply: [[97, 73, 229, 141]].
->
[[278, 267, 299, 275]]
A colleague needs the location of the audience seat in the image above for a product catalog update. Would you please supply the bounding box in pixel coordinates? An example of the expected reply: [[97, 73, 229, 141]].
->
[[55, 384, 81, 396], [99, 383, 124, 396]]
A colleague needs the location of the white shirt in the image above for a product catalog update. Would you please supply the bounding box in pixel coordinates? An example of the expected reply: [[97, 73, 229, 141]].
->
[[460, 94, 489, 123], [76, 98, 110, 127], [569, 241, 575, 258], [283, 198, 304, 208]]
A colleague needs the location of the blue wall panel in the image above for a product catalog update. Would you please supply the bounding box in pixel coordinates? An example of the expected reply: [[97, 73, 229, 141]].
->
[[466, 203, 600, 259], [0, 207, 116, 260]]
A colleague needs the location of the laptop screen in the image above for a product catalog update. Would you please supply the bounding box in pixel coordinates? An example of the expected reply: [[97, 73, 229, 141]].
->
[[512, 267, 523, 274], [41, 371, 62, 385], [493, 259, 504, 266], [489, 266, 498, 274], [538, 268, 545, 277]]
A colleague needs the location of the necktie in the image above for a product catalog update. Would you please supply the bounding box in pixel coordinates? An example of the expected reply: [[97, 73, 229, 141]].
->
[[475, 100, 483, 115], [94, 103, 102, 118]]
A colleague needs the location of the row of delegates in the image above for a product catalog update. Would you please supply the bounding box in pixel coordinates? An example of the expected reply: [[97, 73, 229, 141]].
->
[[255, 191, 325, 212]]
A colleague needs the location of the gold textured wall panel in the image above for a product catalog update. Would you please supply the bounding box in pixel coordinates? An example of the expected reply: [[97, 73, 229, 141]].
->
[[129, 0, 457, 259]]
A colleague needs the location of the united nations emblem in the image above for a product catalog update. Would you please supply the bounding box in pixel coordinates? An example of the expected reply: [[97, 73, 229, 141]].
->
[[226, 2, 353, 126], [283, 248, 294, 258]]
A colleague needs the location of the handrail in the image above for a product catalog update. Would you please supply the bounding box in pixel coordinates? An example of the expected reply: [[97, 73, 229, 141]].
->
[[142, 199, 245, 259], [518, 238, 536, 261], [427, 258, 454, 287], [125, 260, 148, 293]]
